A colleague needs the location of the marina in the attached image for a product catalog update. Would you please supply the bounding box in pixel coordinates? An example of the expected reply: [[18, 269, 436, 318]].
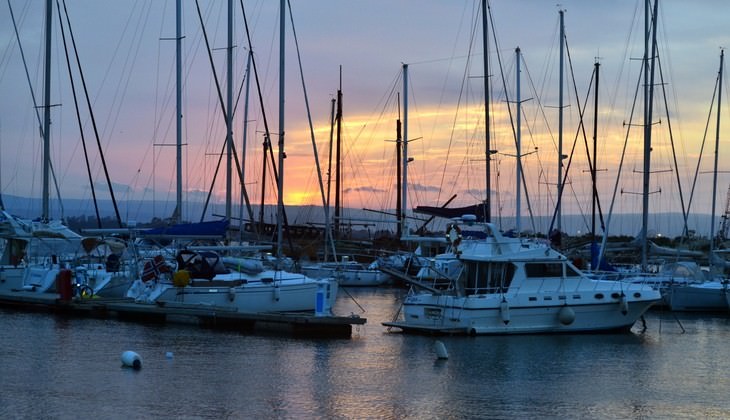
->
[[2, 0, 730, 417]]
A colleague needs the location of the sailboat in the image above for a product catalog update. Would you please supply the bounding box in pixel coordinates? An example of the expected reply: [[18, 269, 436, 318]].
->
[[0, 0, 85, 294], [383, 1, 660, 335], [667, 50, 729, 312], [299, 71, 392, 287], [125, 0, 337, 314]]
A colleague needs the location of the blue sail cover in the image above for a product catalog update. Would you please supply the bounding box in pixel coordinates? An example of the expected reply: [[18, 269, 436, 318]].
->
[[591, 241, 616, 272], [141, 219, 230, 238]]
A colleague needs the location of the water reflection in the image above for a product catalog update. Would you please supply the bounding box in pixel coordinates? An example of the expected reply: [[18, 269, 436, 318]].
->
[[2, 292, 730, 418]]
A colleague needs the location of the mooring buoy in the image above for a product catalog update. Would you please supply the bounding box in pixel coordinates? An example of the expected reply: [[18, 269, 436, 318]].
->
[[121, 351, 142, 370]]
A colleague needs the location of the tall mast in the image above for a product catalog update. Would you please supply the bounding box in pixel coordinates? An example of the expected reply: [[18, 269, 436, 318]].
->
[[240, 50, 253, 241], [42, 0, 52, 220], [710, 49, 724, 270], [175, 0, 182, 222], [276, 0, 286, 259], [641, 0, 659, 269], [225, 0, 234, 222], [396, 112, 402, 238], [334, 67, 342, 239], [591, 61, 600, 241], [482, 0, 491, 223], [401, 64, 409, 237], [557, 9, 565, 233], [515, 47, 522, 234]]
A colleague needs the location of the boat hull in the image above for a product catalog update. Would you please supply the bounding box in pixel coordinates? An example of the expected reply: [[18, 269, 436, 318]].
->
[[301, 265, 391, 287], [384, 286, 659, 335], [129, 275, 338, 314], [668, 281, 729, 312]]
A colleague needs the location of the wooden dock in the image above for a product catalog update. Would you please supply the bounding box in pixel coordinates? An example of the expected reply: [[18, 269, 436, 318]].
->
[[0, 290, 366, 338]]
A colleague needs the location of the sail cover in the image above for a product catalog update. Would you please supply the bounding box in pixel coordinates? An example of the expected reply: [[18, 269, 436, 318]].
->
[[141, 219, 230, 239]]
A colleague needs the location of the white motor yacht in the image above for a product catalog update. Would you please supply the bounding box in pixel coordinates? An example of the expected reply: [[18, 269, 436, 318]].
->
[[383, 218, 661, 335]]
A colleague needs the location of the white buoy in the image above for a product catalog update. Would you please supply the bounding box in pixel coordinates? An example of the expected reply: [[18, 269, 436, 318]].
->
[[165, 351, 174, 359], [435, 340, 449, 360], [121, 351, 142, 370]]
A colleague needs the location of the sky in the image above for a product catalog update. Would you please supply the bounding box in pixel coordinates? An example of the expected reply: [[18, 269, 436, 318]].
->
[[0, 0, 729, 236]]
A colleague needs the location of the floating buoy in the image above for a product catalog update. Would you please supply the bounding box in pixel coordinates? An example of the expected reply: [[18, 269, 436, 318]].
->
[[435, 340, 449, 359], [121, 351, 142, 370], [500, 299, 510, 325], [558, 305, 575, 325], [619, 295, 629, 315], [165, 351, 174, 359]]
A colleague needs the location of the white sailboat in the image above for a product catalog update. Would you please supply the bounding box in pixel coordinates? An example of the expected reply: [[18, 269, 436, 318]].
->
[[668, 50, 728, 312], [0, 0, 84, 294], [125, 0, 337, 314]]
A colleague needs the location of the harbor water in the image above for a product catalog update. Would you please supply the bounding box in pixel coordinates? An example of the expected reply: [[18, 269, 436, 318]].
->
[[2, 287, 730, 419]]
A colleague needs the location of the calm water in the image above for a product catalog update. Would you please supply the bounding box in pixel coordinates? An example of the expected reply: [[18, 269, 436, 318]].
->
[[2, 288, 730, 419]]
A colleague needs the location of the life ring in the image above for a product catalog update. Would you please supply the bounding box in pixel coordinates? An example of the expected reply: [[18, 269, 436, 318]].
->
[[446, 224, 462, 248]]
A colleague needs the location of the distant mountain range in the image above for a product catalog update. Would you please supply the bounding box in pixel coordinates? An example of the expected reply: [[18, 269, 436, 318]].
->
[[0, 193, 720, 238]]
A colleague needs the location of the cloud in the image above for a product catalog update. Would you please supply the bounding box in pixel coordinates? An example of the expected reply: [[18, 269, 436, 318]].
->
[[344, 186, 387, 194], [410, 183, 441, 193]]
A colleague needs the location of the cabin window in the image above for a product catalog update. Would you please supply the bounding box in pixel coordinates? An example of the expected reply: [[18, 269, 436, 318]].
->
[[463, 262, 515, 294], [524, 262, 570, 278]]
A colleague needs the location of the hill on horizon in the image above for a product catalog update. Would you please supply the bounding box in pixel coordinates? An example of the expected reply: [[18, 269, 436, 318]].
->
[[0, 193, 720, 238]]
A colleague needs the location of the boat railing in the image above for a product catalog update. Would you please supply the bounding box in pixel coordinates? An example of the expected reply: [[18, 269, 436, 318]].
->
[[463, 285, 507, 295]]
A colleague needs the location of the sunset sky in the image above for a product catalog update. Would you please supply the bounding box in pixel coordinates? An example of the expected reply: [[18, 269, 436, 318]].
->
[[1, 0, 729, 236]]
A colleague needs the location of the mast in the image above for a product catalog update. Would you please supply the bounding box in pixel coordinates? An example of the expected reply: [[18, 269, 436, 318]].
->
[[482, 0, 491, 223], [590, 60, 601, 268], [396, 112, 403, 238], [401, 63, 409, 237], [557, 9, 565, 233], [276, 0, 286, 260], [515, 47, 522, 234], [641, 0, 659, 269], [42, 0, 52, 220], [324, 97, 335, 261], [710, 49, 724, 270], [592, 61, 600, 241], [175, 0, 183, 223], [225, 0, 234, 223], [240, 50, 253, 241], [334, 68, 343, 239]]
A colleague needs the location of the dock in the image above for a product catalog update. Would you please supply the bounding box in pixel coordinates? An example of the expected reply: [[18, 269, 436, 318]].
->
[[0, 291, 366, 338]]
